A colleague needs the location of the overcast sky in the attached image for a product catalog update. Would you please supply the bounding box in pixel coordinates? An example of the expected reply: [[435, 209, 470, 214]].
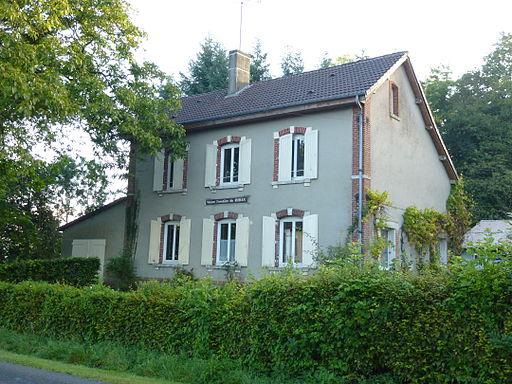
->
[[127, 0, 511, 82]]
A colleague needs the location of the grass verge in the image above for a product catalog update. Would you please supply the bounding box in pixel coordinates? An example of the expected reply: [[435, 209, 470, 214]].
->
[[0, 327, 300, 384], [0, 349, 178, 384]]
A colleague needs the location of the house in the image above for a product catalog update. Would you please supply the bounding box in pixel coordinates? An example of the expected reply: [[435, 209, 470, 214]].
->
[[59, 50, 457, 280], [462, 220, 512, 259]]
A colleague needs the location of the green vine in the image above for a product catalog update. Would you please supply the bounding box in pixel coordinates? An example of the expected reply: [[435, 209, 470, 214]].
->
[[402, 206, 446, 261], [364, 189, 392, 260], [445, 177, 473, 255]]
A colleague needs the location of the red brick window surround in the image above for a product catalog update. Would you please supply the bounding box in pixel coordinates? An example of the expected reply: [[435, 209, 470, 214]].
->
[[159, 214, 183, 264], [204, 135, 253, 189], [273, 126, 317, 183], [273, 208, 305, 267], [211, 211, 240, 265], [162, 149, 188, 191]]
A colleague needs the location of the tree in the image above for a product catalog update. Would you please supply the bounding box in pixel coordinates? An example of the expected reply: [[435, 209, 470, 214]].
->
[[250, 39, 271, 83], [179, 37, 228, 95], [281, 48, 304, 76], [422, 65, 456, 130], [319, 52, 370, 69], [0, 0, 185, 261], [424, 33, 512, 220]]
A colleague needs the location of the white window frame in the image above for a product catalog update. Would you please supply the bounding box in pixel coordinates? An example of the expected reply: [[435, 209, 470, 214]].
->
[[163, 221, 180, 263], [279, 216, 304, 267], [380, 228, 396, 270], [216, 219, 237, 265], [291, 134, 305, 180], [220, 143, 240, 185]]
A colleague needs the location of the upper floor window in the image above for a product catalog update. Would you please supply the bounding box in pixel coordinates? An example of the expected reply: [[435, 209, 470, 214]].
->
[[273, 126, 318, 185], [390, 81, 400, 118], [152, 149, 188, 192], [217, 220, 237, 264], [291, 134, 305, 179], [204, 136, 252, 188], [167, 157, 175, 189], [163, 221, 180, 262], [221, 143, 239, 184]]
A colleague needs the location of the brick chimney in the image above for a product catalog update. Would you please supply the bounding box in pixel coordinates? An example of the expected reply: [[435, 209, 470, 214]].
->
[[228, 50, 250, 95]]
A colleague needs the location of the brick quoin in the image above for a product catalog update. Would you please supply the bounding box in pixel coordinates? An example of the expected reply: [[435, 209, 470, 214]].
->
[[351, 100, 372, 244], [273, 138, 279, 182], [213, 212, 239, 221], [182, 152, 188, 189], [278, 127, 290, 137], [293, 126, 307, 135]]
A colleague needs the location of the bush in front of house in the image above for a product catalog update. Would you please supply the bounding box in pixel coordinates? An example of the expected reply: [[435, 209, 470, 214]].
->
[[0, 258, 510, 382], [0, 257, 99, 286]]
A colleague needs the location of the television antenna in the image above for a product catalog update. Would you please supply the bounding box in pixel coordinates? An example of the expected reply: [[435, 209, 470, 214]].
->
[[239, 0, 261, 51]]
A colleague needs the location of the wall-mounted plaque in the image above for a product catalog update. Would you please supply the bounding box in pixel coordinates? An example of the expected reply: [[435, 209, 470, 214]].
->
[[206, 196, 249, 205]]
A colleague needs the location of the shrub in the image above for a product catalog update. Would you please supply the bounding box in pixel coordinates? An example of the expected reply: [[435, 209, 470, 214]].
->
[[0, 260, 511, 382], [0, 257, 99, 286]]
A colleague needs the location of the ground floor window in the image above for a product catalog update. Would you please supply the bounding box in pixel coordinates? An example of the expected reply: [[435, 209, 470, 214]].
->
[[280, 217, 303, 265], [164, 222, 180, 262], [380, 228, 396, 269], [217, 220, 236, 264]]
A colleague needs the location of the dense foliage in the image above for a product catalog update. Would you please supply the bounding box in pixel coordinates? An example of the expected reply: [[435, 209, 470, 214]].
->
[[0, 257, 99, 286], [281, 47, 305, 76], [1, 256, 511, 383], [1, 0, 185, 261], [423, 33, 512, 220]]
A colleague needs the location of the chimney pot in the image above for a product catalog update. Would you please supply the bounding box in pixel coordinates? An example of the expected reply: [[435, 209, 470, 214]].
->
[[228, 50, 250, 95]]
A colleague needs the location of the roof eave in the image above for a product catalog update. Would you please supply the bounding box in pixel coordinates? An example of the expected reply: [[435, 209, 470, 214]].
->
[[58, 197, 127, 231]]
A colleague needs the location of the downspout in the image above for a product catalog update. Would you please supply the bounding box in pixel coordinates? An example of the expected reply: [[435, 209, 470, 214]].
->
[[356, 95, 364, 248]]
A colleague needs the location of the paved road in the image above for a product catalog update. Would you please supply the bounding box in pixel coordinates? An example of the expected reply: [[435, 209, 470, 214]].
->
[[0, 361, 110, 384]]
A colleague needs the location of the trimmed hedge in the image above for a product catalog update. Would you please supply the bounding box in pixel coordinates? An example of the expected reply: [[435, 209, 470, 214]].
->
[[0, 265, 511, 383], [0, 257, 99, 286]]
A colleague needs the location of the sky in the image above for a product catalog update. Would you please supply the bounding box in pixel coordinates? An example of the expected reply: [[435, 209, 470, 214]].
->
[[127, 0, 512, 82]]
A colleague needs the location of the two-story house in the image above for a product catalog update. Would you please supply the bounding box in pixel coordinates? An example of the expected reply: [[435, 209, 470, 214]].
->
[[59, 50, 457, 280]]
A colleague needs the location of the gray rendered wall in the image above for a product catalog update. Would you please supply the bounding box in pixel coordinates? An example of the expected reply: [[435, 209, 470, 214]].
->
[[61, 201, 126, 265], [369, 65, 452, 254], [134, 108, 354, 280]]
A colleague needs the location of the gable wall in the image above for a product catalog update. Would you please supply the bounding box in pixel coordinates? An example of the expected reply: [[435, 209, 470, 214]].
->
[[61, 202, 126, 265], [369, 65, 452, 224]]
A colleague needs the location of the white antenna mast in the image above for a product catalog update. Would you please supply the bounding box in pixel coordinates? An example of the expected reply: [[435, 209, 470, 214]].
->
[[239, 0, 261, 51], [239, 1, 243, 50]]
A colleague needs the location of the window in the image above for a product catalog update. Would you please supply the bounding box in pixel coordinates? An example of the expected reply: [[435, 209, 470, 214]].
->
[[380, 228, 396, 269], [390, 82, 399, 118], [274, 127, 318, 184], [221, 143, 239, 184], [204, 137, 251, 188], [280, 217, 303, 265], [217, 220, 236, 264], [163, 222, 180, 262], [291, 134, 305, 179]]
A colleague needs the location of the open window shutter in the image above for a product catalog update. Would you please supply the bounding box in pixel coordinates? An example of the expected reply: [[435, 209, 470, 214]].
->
[[178, 218, 191, 265], [304, 129, 318, 179], [201, 218, 214, 265], [235, 216, 250, 267], [261, 216, 276, 267], [148, 220, 161, 264], [278, 134, 292, 182], [238, 138, 252, 185], [71, 240, 89, 258], [204, 144, 217, 187], [173, 158, 185, 190], [302, 214, 318, 267], [153, 150, 165, 191]]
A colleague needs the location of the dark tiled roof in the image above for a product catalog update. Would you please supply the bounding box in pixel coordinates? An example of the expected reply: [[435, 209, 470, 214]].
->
[[176, 51, 407, 124]]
